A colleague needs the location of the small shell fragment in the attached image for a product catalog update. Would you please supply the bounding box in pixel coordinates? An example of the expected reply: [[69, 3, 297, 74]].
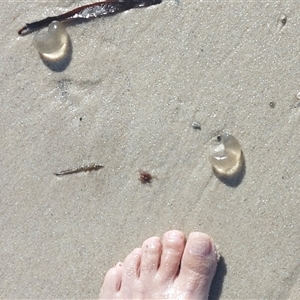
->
[[192, 121, 201, 130]]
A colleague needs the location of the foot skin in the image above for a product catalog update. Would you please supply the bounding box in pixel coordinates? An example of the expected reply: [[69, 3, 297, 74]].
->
[[99, 230, 218, 300]]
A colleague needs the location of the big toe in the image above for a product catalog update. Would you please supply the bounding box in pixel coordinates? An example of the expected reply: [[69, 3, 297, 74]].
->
[[175, 232, 218, 299]]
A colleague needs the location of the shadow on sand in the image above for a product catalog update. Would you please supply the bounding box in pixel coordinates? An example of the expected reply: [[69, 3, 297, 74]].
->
[[209, 256, 227, 300]]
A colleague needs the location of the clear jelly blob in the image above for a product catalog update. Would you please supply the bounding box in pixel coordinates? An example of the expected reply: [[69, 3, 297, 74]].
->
[[33, 21, 68, 54], [209, 133, 242, 174]]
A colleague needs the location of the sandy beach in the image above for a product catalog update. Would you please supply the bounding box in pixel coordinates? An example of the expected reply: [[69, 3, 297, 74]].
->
[[1, 1, 299, 299]]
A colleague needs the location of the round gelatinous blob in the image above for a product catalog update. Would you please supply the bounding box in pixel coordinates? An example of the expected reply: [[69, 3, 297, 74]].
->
[[209, 133, 242, 174], [33, 21, 68, 54]]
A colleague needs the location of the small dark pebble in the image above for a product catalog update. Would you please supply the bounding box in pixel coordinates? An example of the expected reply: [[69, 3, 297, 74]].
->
[[269, 102, 276, 108]]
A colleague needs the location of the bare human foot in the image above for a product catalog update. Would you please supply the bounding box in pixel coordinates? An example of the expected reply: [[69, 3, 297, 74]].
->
[[99, 230, 218, 300]]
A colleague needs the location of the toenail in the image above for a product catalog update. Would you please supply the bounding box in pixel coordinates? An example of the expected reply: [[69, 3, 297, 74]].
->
[[189, 233, 213, 256], [166, 230, 183, 242], [148, 237, 160, 249], [143, 237, 160, 250]]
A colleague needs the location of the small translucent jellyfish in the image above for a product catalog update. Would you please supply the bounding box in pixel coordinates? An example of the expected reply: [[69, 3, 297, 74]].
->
[[209, 133, 242, 174], [33, 21, 68, 54]]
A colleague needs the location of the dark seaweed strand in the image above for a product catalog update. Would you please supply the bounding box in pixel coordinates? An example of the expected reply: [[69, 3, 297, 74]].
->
[[18, 0, 124, 35], [55, 164, 104, 176], [123, 0, 162, 9], [18, 0, 162, 35]]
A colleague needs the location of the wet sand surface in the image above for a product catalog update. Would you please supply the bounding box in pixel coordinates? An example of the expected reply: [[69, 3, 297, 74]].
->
[[1, 1, 300, 299]]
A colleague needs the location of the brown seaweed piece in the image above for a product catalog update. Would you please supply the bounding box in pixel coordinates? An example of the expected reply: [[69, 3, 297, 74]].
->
[[18, 0, 162, 35]]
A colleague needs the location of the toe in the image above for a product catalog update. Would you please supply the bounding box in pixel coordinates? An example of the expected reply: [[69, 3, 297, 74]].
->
[[99, 264, 122, 298], [157, 230, 186, 282], [175, 232, 218, 299], [139, 237, 162, 280], [119, 248, 142, 294]]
